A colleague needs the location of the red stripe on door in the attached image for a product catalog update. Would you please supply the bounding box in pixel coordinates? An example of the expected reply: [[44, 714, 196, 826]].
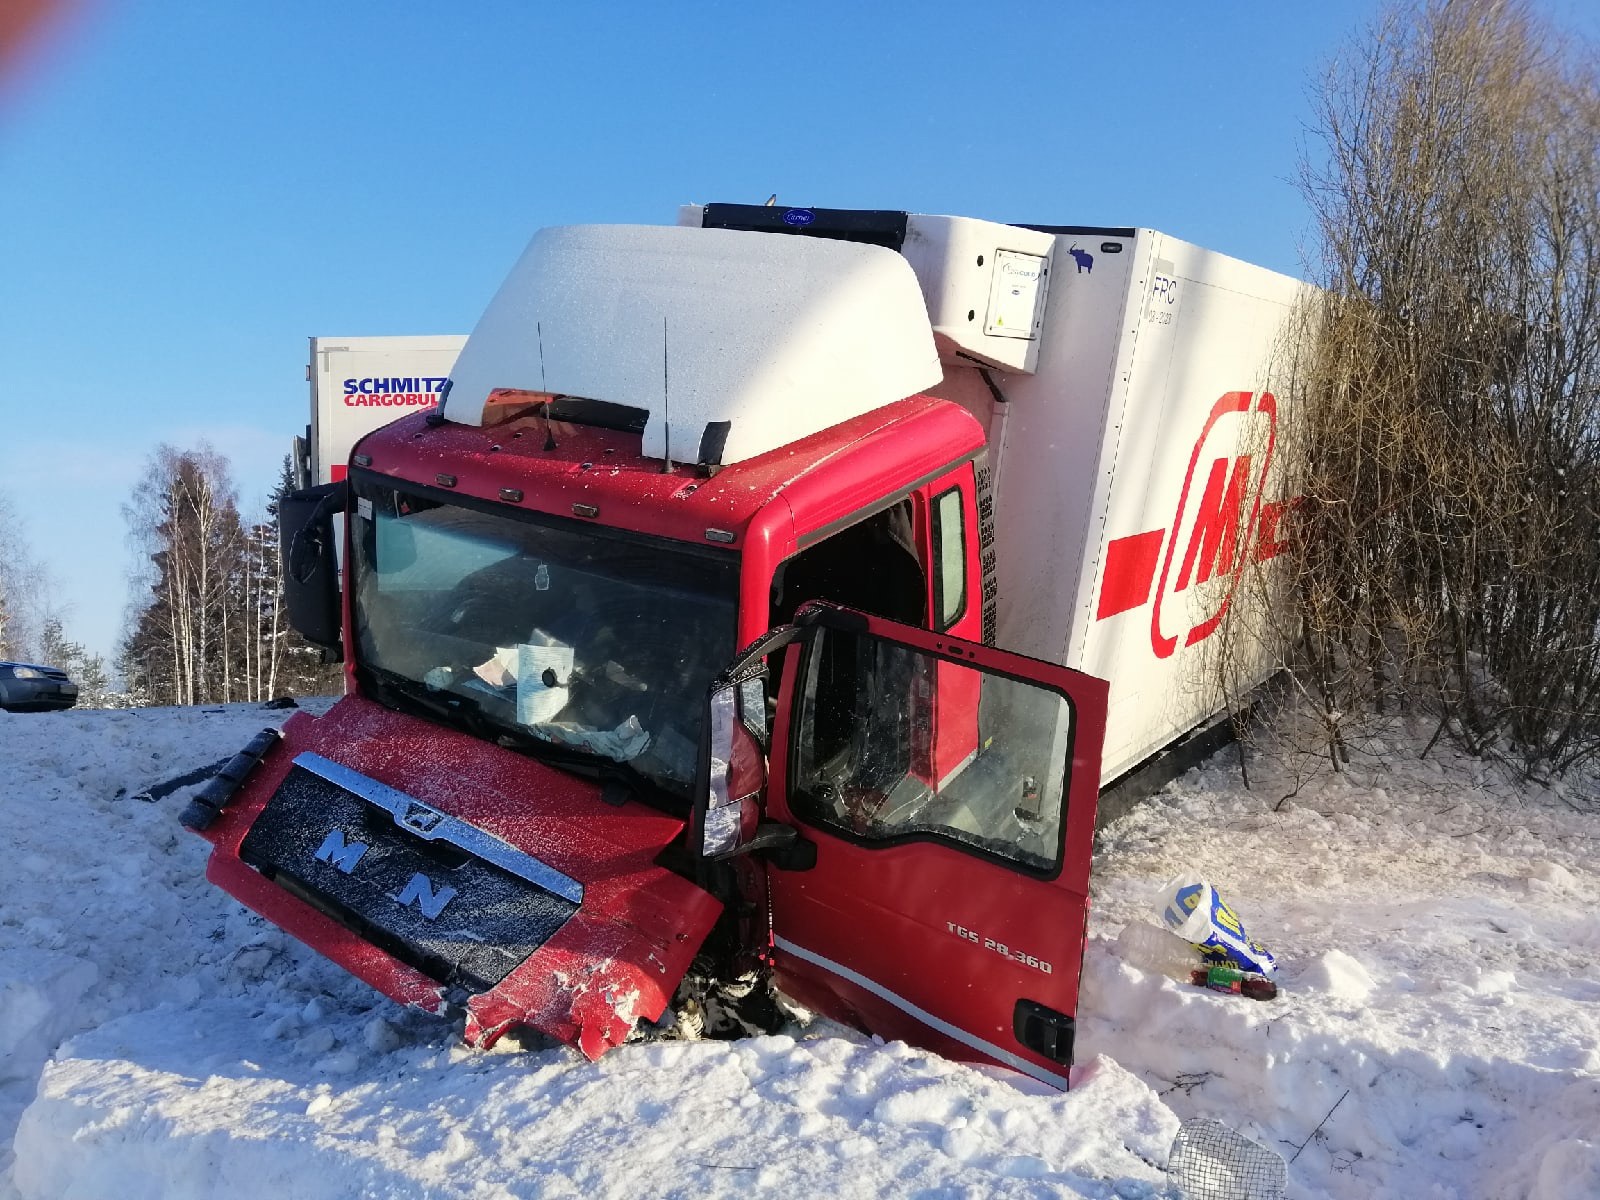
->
[[1096, 529, 1165, 620]]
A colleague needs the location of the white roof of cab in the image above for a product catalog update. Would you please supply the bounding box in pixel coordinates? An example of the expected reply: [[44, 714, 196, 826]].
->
[[442, 224, 942, 465]]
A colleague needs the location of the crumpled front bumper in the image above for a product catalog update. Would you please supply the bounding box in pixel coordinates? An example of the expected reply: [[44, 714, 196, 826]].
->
[[193, 695, 723, 1060]]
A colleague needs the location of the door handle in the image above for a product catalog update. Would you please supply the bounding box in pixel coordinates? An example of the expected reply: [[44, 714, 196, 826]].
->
[[1013, 998, 1075, 1066]]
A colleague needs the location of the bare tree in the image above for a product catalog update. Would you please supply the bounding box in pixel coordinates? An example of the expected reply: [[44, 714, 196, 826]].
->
[[0, 489, 55, 663], [1275, 0, 1600, 776], [122, 445, 249, 705], [121, 448, 340, 706]]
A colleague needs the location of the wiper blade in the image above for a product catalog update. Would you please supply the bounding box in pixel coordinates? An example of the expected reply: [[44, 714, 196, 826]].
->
[[490, 722, 666, 802], [364, 666, 472, 726], [361, 666, 666, 803]]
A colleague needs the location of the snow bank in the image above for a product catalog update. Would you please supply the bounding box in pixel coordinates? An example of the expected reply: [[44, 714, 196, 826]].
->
[[13, 1001, 1175, 1199], [1, 703, 1596, 1198], [1084, 720, 1600, 1198]]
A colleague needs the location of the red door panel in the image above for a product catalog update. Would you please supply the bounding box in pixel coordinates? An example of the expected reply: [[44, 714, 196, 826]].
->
[[764, 607, 1107, 1088]]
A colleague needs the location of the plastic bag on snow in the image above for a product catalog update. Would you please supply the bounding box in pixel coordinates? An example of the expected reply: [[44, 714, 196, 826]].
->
[[1157, 876, 1278, 976]]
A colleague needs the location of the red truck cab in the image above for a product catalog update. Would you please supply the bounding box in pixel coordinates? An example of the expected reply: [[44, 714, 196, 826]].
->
[[187, 214, 1111, 1087]]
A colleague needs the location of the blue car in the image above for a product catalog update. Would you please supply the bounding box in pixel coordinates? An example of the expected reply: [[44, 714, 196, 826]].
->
[[0, 660, 79, 712]]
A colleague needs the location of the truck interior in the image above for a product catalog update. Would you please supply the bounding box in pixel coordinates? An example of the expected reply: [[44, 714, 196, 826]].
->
[[768, 500, 925, 629]]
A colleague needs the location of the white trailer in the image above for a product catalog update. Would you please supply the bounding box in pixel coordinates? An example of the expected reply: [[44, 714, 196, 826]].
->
[[918, 223, 1309, 785], [302, 335, 467, 487], [663, 206, 1310, 787]]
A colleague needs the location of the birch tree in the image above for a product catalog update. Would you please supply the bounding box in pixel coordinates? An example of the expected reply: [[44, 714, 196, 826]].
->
[[122, 445, 249, 705], [0, 489, 52, 662], [121, 449, 340, 705]]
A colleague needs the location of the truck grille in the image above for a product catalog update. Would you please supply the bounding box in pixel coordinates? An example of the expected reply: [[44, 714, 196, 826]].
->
[[239, 754, 579, 992]]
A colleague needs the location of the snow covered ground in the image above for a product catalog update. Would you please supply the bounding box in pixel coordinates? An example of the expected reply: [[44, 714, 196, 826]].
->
[[0, 701, 1595, 1198]]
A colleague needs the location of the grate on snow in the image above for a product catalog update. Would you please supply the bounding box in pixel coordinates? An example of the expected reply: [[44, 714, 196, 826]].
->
[[1166, 1117, 1287, 1200]]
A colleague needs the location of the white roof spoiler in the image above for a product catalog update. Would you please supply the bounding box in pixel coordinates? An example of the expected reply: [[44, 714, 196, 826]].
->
[[443, 224, 942, 467]]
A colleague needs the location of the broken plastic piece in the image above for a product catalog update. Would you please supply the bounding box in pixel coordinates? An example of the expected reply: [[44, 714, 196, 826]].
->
[[1167, 1117, 1287, 1200]]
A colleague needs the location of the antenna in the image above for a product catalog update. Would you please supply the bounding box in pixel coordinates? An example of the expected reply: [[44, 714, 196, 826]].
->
[[536, 321, 558, 451], [661, 315, 673, 472]]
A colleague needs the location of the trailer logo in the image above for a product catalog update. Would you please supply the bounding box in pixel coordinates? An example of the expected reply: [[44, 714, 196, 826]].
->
[[782, 208, 816, 227], [1095, 391, 1296, 658], [343, 377, 450, 408], [1067, 245, 1094, 274]]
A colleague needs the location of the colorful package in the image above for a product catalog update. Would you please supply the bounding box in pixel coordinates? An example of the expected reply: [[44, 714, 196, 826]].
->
[[1156, 876, 1278, 977]]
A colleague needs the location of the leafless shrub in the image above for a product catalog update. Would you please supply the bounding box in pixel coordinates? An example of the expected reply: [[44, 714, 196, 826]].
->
[[1267, 0, 1600, 778]]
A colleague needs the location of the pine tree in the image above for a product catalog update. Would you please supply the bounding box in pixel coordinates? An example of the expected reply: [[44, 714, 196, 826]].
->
[[37, 615, 112, 707]]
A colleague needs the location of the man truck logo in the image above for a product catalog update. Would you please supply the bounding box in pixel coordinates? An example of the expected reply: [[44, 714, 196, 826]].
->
[[1095, 391, 1297, 658], [394, 873, 457, 920], [314, 828, 368, 874], [312, 829, 457, 920]]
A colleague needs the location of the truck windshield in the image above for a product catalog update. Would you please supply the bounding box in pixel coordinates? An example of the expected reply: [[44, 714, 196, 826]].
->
[[348, 477, 738, 804]]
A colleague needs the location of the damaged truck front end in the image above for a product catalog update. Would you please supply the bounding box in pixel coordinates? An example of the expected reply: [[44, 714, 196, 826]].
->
[[185, 464, 733, 1059], [189, 696, 723, 1058]]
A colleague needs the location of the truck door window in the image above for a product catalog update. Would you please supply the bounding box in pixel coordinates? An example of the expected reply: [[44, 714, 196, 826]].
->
[[931, 487, 967, 631], [791, 625, 1073, 874], [771, 501, 924, 628]]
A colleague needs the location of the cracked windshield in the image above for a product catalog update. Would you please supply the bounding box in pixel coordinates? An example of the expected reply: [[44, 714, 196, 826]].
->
[[350, 479, 738, 800]]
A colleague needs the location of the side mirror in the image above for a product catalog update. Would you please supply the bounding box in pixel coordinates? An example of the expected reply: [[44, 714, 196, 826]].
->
[[279, 481, 346, 658], [693, 625, 809, 866], [699, 680, 767, 858]]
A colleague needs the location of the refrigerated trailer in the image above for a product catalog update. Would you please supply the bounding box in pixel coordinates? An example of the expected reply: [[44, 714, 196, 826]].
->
[[299, 335, 466, 488], [188, 204, 1307, 1088]]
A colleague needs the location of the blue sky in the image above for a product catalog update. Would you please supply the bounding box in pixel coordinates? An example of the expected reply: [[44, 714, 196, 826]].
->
[[2, 0, 1595, 662]]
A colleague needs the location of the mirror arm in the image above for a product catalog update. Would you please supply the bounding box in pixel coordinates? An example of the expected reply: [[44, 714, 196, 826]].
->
[[708, 820, 815, 870], [713, 624, 808, 689], [741, 821, 796, 853]]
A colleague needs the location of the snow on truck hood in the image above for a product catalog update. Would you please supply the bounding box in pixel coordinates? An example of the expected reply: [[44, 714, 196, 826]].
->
[[442, 224, 943, 466]]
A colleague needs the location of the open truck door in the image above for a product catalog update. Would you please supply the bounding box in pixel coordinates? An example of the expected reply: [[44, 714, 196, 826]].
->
[[695, 604, 1107, 1089]]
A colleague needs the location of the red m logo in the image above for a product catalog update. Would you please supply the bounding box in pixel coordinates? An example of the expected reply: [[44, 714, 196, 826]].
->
[[1093, 391, 1284, 659]]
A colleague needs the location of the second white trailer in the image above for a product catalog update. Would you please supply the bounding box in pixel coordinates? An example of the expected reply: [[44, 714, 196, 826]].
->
[[305, 335, 467, 486]]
